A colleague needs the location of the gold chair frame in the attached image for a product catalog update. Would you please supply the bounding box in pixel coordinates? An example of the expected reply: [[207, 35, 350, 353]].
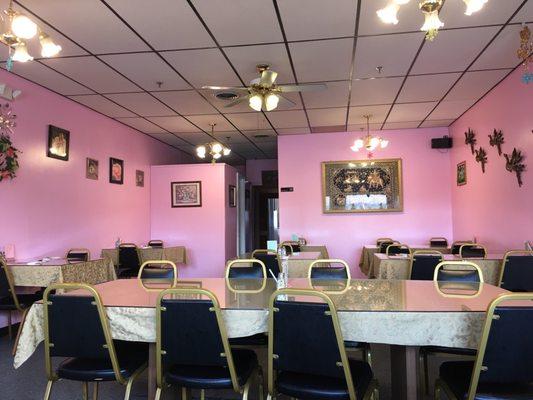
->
[[43, 283, 146, 400], [251, 249, 282, 276], [429, 237, 448, 245], [266, 288, 379, 400], [385, 243, 411, 257], [376, 237, 394, 246], [137, 260, 178, 291], [307, 259, 352, 280], [225, 259, 268, 294], [408, 250, 443, 280], [497, 250, 533, 288], [65, 248, 91, 262], [459, 244, 487, 259], [433, 260, 484, 283]]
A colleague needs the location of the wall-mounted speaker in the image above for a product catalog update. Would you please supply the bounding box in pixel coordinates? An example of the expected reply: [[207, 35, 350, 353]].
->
[[431, 136, 453, 149]]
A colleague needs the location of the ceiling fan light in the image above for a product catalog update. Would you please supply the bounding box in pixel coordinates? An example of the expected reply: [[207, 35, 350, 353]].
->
[[11, 14, 37, 39], [265, 93, 279, 111], [463, 0, 488, 15], [223, 147, 231, 156], [351, 145, 360, 152], [394, 0, 410, 4], [11, 42, 33, 62], [249, 94, 262, 111], [212, 143, 223, 154], [380, 139, 389, 148], [377, 3, 400, 25], [39, 33, 62, 57], [421, 10, 444, 32], [213, 153, 222, 160], [370, 137, 380, 148], [354, 139, 364, 148]]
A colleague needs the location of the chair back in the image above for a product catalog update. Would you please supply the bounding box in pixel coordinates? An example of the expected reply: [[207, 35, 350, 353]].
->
[[66, 248, 90, 262], [43, 283, 125, 383], [386, 243, 411, 256], [466, 294, 533, 400], [148, 240, 164, 248], [156, 288, 239, 391], [226, 259, 267, 279], [118, 243, 141, 273], [452, 241, 472, 255], [376, 237, 394, 246], [429, 237, 448, 247], [434, 261, 484, 283], [379, 240, 397, 253], [0, 257, 18, 306], [252, 250, 280, 277], [280, 241, 300, 254], [308, 259, 351, 280], [409, 250, 443, 280], [138, 260, 177, 290], [460, 244, 487, 258], [498, 251, 533, 292]]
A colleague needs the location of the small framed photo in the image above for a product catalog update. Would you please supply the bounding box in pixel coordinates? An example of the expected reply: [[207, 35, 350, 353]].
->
[[86, 158, 99, 180], [171, 181, 202, 208], [136, 170, 144, 187], [47, 125, 70, 161], [457, 161, 467, 186], [229, 185, 236, 207], [109, 157, 124, 185]]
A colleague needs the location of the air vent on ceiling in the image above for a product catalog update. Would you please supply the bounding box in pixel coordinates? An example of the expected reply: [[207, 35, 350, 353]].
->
[[311, 125, 346, 134], [215, 91, 239, 101], [254, 134, 270, 138]]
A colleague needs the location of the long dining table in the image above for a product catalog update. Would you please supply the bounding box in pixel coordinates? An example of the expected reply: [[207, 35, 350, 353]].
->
[[14, 277, 507, 400]]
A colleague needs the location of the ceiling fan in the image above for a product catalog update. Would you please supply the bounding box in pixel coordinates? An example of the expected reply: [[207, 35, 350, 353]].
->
[[202, 64, 327, 112]]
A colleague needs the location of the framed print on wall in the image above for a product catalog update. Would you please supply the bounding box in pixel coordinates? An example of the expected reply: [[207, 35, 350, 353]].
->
[[171, 181, 202, 208], [109, 157, 124, 184], [322, 158, 403, 213], [457, 161, 467, 186], [86, 158, 98, 180], [229, 185, 236, 207], [136, 170, 144, 187], [47, 125, 70, 161]]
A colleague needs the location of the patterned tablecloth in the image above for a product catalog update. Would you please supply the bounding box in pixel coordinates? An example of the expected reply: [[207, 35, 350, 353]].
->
[[300, 245, 329, 259], [286, 251, 323, 278], [101, 246, 188, 266]]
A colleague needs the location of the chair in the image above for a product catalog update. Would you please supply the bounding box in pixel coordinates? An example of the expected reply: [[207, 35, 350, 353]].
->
[[429, 237, 448, 247], [226, 259, 268, 280], [147, 240, 164, 248], [451, 241, 473, 255], [379, 240, 397, 253], [117, 243, 141, 278], [65, 248, 90, 262], [386, 243, 411, 256], [252, 249, 281, 278], [409, 250, 443, 281], [267, 288, 379, 400], [498, 250, 533, 292], [419, 261, 483, 394], [459, 244, 487, 259], [155, 288, 262, 400], [42, 283, 147, 400], [308, 259, 351, 280], [434, 293, 533, 400], [137, 260, 177, 290], [280, 241, 300, 254], [376, 237, 394, 246]]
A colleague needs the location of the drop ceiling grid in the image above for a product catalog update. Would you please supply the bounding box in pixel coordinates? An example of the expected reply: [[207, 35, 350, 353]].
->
[[4, 0, 530, 162]]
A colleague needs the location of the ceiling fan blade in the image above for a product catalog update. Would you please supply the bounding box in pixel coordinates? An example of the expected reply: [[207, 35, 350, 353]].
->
[[260, 70, 278, 86], [201, 85, 249, 91], [278, 94, 296, 107], [278, 83, 327, 92], [224, 95, 249, 108]]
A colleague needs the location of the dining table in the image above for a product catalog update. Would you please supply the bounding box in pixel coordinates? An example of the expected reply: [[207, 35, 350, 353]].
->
[[101, 245, 188, 267], [14, 277, 508, 400], [285, 251, 323, 278]]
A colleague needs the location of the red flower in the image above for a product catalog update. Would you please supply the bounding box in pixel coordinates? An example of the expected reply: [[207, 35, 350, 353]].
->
[[6, 147, 14, 157]]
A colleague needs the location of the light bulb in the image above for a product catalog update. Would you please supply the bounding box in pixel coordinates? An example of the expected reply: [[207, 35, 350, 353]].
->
[[196, 145, 206, 158], [11, 14, 37, 39], [212, 143, 223, 153], [377, 3, 400, 25], [351, 145, 360, 152], [223, 147, 231, 156], [354, 139, 364, 148], [463, 0, 488, 16], [213, 153, 221, 160], [249, 94, 262, 111], [265, 93, 279, 111], [39, 33, 62, 57], [370, 137, 380, 147], [11, 42, 33, 62], [421, 10, 444, 32], [394, 0, 410, 4], [380, 139, 389, 148]]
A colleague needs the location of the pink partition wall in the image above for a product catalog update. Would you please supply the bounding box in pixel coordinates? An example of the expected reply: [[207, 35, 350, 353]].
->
[[449, 68, 532, 251], [278, 128, 453, 277], [246, 159, 278, 185], [225, 165, 238, 262]]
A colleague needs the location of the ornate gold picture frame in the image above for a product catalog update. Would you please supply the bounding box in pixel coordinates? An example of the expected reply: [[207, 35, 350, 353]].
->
[[321, 158, 403, 213]]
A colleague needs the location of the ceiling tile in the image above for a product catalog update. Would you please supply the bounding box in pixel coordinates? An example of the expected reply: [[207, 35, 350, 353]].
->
[[185, 114, 236, 131], [302, 81, 349, 109], [512, 1, 533, 23], [3, 62, 93, 95], [278, 0, 358, 40], [17, 0, 149, 53], [444, 69, 510, 101], [225, 113, 271, 131], [149, 133, 190, 147], [354, 32, 424, 79], [104, 0, 214, 50], [347, 123, 383, 131], [106, 93, 176, 116], [387, 102, 437, 122], [191, 0, 283, 45], [161, 48, 240, 88], [277, 127, 311, 134], [242, 130, 278, 143], [174, 131, 214, 145], [411, 26, 500, 75], [290, 38, 354, 82], [212, 131, 250, 144], [358, 1, 427, 35], [69, 94, 136, 118], [397, 73, 461, 103], [116, 117, 166, 133], [146, 116, 201, 132], [439, 0, 523, 29], [426, 99, 476, 120], [258, 141, 278, 154], [41, 56, 140, 93], [267, 110, 309, 129], [152, 90, 218, 115], [351, 77, 403, 106], [471, 25, 525, 70], [420, 119, 454, 128], [99, 53, 189, 91], [348, 104, 391, 125], [382, 121, 420, 130], [307, 108, 347, 127]]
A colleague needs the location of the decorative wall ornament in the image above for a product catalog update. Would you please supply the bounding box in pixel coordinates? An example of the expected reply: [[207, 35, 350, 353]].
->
[[0, 133, 19, 181], [47, 125, 69, 161], [475, 147, 488, 173], [457, 161, 467, 186], [0, 103, 16, 135], [86, 158, 98, 180], [517, 25, 533, 84], [109, 157, 124, 185], [488, 129, 504, 156], [504, 148, 526, 187], [464, 128, 477, 154], [171, 181, 202, 208]]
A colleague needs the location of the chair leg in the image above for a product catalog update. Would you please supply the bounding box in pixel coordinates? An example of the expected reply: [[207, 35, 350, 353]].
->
[[82, 382, 89, 400], [419, 349, 429, 395], [123, 378, 134, 400], [200, 389, 206, 400], [423, 351, 430, 395], [154, 387, 162, 400], [92, 382, 99, 400], [242, 379, 251, 400], [435, 380, 442, 400], [181, 387, 191, 400], [43, 380, 54, 400], [258, 367, 265, 400]]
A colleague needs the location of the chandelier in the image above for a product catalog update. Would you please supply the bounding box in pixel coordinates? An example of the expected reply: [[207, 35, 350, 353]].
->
[[377, 0, 489, 41], [351, 115, 388, 158], [1, 0, 62, 68], [195, 123, 231, 163]]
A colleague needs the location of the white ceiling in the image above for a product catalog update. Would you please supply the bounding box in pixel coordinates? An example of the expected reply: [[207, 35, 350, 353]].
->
[[1, 0, 530, 164]]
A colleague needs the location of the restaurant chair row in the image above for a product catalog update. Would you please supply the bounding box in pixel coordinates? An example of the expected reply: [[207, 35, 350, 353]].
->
[[376, 237, 488, 258]]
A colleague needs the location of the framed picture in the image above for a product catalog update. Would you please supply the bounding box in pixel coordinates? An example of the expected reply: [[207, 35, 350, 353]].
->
[[457, 161, 467, 186], [47, 125, 70, 161], [136, 170, 144, 187], [86, 158, 98, 180], [322, 158, 403, 213], [109, 157, 124, 185], [171, 181, 202, 207], [229, 185, 236, 207]]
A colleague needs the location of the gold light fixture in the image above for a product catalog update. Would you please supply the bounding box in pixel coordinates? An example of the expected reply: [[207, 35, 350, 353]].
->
[[1, 0, 62, 67], [377, 0, 489, 41], [351, 115, 389, 158], [196, 123, 231, 163]]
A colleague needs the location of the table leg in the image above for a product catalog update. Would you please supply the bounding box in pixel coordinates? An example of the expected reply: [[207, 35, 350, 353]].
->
[[390, 345, 419, 400], [148, 343, 156, 400]]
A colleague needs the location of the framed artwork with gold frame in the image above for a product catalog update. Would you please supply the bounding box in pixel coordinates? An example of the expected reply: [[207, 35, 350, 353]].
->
[[457, 161, 467, 186], [321, 158, 403, 213]]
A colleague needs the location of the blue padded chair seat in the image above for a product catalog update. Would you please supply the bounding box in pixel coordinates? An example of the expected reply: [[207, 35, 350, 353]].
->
[[0, 293, 40, 310], [57, 341, 147, 382], [440, 361, 533, 399], [165, 348, 257, 389], [229, 333, 268, 346], [424, 346, 476, 356], [344, 341, 366, 349], [276, 359, 372, 400]]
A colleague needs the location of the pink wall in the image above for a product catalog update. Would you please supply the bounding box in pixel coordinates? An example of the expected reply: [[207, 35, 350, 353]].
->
[[246, 159, 278, 186], [278, 128, 453, 277], [449, 68, 532, 251]]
